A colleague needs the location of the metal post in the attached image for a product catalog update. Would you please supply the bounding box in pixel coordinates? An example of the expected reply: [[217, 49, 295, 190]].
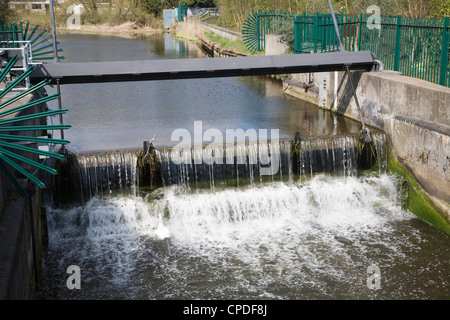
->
[[257, 13, 261, 52], [394, 15, 402, 72], [56, 79, 64, 140], [345, 65, 371, 143], [327, 0, 345, 52], [314, 13, 319, 53], [48, 0, 60, 63], [358, 13, 363, 51], [294, 16, 298, 54], [439, 17, 449, 86]]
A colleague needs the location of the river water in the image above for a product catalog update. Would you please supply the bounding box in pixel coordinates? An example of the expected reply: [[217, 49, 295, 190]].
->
[[46, 32, 362, 152], [39, 32, 449, 300]]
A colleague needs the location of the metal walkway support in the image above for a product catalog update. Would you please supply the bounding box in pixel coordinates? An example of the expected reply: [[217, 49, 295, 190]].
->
[[29, 51, 375, 85]]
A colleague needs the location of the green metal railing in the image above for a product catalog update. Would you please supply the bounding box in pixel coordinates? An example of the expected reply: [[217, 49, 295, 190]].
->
[[359, 15, 450, 87], [0, 62, 70, 197], [294, 13, 450, 87], [294, 13, 359, 53], [178, 5, 188, 22], [0, 21, 64, 62], [0, 24, 69, 197], [242, 10, 295, 53], [243, 11, 450, 87]]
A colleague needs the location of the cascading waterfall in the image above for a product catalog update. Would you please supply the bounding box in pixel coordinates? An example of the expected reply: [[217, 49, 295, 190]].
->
[[154, 132, 388, 191], [42, 169, 449, 300], [58, 132, 388, 202], [41, 130, 449, 300], [297, 135, 359, 177], [294, 131, 387, 178], [371, 132, 387, 174], [73, 150, 139, 202], [156, 139, 293, 190]]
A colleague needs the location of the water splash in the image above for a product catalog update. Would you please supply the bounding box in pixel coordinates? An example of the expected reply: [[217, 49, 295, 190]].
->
[[42, 173, 445, 300]]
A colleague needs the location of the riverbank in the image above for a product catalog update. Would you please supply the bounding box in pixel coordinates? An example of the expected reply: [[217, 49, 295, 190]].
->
[[56, 22, 162, 35], [175, 19, 254, 56]]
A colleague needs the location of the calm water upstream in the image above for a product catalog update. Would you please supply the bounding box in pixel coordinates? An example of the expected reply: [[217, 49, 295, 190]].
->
[[40, 32, 449, 300], [46, 32, 362, 152]]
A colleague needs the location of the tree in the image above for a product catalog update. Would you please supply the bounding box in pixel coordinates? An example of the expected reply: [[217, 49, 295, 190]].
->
[[138, 0, 178, 16], [336, 0, 450, 17], [216, 0, 449, 22], [0, 0, 13, 24], [181, 0, 217, 7]]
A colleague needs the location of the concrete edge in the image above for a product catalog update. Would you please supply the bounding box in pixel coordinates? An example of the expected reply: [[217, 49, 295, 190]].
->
[[0, 199, 25, 300]]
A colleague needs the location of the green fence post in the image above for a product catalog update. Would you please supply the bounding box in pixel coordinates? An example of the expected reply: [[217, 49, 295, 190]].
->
[[394, 15, 402, 72], [314, 13, 319, 53], [257, 13, 261, 52], [294, 16, 298, 54], [439, 17, 449, 86], [358, 13, 363, 51], [263, 11, 266, 51]]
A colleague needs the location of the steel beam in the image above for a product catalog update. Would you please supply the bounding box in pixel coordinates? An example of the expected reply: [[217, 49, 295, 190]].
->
[[30, 51, 375, 85]]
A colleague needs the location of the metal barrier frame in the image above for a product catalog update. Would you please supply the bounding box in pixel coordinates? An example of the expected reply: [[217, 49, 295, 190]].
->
[[0, 40, 40, 92]]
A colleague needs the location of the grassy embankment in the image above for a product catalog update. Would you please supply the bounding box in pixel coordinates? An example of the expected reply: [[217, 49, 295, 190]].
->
[[175, 18, 261, 56], [10, 9, 163, 33]]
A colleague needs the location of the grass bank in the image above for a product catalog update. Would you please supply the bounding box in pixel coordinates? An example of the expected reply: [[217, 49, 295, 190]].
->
[[175, 19, 260, 56], [10, 10, 164, 34], [202, 29, 255, 55]]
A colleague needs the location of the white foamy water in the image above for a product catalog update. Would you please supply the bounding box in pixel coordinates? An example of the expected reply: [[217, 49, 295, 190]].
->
[[41, 174, 449, 300]]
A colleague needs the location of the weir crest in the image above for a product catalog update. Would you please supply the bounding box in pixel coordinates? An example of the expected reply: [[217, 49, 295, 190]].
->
[[50, 131, 387, 205]]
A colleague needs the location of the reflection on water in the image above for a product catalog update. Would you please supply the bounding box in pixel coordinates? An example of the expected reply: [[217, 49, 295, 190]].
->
[[47, 33, 361, 152]]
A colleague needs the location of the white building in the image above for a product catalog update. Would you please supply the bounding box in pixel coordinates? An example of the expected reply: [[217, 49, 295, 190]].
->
[[9, 0, 70, 13]]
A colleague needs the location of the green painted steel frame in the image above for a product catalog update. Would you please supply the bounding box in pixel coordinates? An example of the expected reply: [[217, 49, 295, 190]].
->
[[178, 5, 188, 22], [243, 10, 450, 86], [0, 58, 70, 198], [242, 10, 295, 53], [0, 21, 65, 62]]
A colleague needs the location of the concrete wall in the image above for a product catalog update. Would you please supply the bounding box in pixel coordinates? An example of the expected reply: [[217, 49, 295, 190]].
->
[[265, 35, 288, 56], [0, 187, 44, 300], [0, 91, 48, 299], [198, 35, 246, 57], [200, 21, 242, 42], [283, 70, 450, 220]]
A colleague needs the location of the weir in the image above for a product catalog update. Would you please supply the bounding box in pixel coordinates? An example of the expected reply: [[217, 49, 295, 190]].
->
[[41, 127, 450, 300], [52, 132, 387, 204], [73, 150, 139, 202], [295, 132, 387, 177], [156, 139, 293, 189]]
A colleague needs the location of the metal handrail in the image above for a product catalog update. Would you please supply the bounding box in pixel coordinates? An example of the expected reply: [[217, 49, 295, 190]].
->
[[0, 41, 35, 91]]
